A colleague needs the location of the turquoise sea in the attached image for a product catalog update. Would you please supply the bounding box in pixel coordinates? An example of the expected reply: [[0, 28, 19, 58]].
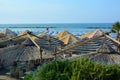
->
[[0, 23, 113, 36]]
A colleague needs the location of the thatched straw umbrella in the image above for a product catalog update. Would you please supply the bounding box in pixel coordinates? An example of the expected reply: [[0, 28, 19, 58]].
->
[[56, 30, 79, 45], [0, 38, 54, 66], [0, 33, 28, 48], [89, 29, 103, 38], [0, 33, 7, 40], [62, 35, 117, 58], [80, 29, 103, 40], [81, 42, 120, 64], [33, 33, 64, 46], [0, 30, 34, 48], [0, 28, 17, 36], [56, 30, 71, 39], [0, 28, 17, 40], [80, 32, 93, 39], [96, 43, 116, 53]]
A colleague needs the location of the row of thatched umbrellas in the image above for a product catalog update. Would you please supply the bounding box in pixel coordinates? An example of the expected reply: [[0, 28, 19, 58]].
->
[[0, 29, 64, 66], [0, 28, 120, 66]]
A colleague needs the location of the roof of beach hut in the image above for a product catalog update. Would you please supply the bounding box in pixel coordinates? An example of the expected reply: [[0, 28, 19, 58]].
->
[[0, 28, 17, 40], [0, 28, 17, 36], [37, 33, 47, 37], [81, 44, 120, 64], [60, 34, 79, 44], [0, 33, 7, 40], [0, 38, 54, 64], [22, 38, 35, 46], [80, 32, 93, 39], [96, 43, 117, 53], [56, 30, 79, 44], [56, 30, 70, 39], [33, 33, 64, 46], [0, 32, 28, 47], [0, 30, 31, 46], [89, 29, 103, 38], [62, 35, 117, 56]]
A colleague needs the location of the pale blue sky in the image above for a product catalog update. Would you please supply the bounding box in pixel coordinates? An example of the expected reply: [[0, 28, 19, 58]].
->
[[0, 0, 120, 24]]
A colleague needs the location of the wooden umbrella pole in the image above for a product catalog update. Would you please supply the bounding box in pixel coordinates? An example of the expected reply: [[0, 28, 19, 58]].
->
[[40, 47, 43, 63], [103, 34, 120, 45]]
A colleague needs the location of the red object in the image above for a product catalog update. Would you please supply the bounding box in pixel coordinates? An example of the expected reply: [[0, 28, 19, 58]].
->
[[46, 27, 49, 31]]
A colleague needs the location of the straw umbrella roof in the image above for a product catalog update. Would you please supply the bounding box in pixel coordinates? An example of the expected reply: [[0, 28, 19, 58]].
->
[[80, 32, 93, 39], [64, 36, 120, 64], [0, 28, 17, 36], [33, 33, 64, 46], [96, 43, 117, 53], [0, 28, 17, 40], [0, 38, 54, 65], [0, 34, 27, 48], [56, 30, 71, 39], [89, 29, 103, 38], [81, 46, 120, 64], [0, 33, 7, 40], [0, 30, 34, 48], [63, 36, 117, 55], [22, 38, 35, 46], [37, 33, 47, 37], [60, 34, 79, 44], [56, 30, 79, 44]]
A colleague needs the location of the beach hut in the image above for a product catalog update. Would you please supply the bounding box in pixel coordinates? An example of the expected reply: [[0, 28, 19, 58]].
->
[[56, 30, 79, 44]]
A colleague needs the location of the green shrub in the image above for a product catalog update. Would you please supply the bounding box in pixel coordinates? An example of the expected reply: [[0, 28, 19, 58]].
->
[[24, 58, 120, 80]]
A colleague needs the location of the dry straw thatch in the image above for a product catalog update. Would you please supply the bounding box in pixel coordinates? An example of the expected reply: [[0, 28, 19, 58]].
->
[[33, 33, 64, 46], [0, 28, 17, 36], [82, 43, 120, 64], [0, 32, 64, 66], [80, 32, 93, 39], [63, 31, 120, 64], [56, 30, 79, 44], [0, 37, 54, 65], [80, 29, 103, 39], [89, 29, 103, 38], [0, 28, 17, 40]]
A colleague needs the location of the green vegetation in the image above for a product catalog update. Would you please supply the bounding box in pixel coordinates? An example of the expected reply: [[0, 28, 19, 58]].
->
[[24, 58, 120, 80], [111, 22, 120, 51], [111, 22, 120, 40]]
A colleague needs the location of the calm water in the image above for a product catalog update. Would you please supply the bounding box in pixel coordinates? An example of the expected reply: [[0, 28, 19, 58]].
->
[[0, 23, 113, 36]]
